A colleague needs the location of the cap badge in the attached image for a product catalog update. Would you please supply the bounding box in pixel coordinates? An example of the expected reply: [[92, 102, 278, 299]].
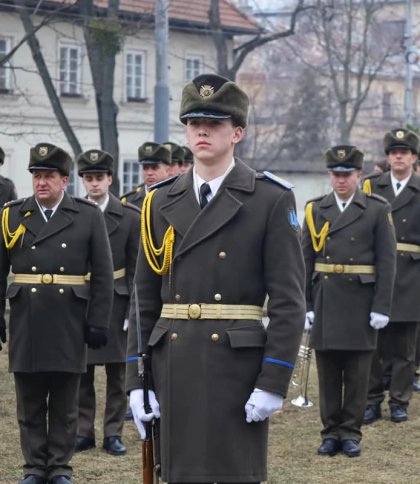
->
[[199, 84, 214, 98], [90, 152, 99, 162], [145, 145, 153, 153], [38, 146, 48, 157], [396, 130, 405, 139], [337, 149, 346, 159]]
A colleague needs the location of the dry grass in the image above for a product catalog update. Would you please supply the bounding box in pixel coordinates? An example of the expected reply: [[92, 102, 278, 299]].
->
[[1, 341, 420, 484]]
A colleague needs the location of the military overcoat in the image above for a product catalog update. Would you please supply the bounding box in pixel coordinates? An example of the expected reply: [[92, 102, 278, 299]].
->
[[302, 188, 396, 350], [88, 193, 140, 364], [120, 184, 145, 209], [0, 193, 113, 373], [0, 174, 17, 207], [126, 159, 305, 483], [364, 171, 420, 321]]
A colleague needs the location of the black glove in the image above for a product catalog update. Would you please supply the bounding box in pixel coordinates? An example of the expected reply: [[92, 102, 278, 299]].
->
[[0, 318, 6, 351], [85, 326, 108, 349]]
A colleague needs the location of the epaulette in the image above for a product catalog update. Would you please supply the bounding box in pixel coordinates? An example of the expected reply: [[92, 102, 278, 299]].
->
[[3, 197, 25, 208], [149, 175, 179, 190], [258, 171, 294, 190], [363, 172, 382, 182], [74, 197, 97, 207], [305, 194, 325, 205], [122, 201, 141, 213], [120, 186, 142, 202], [366, 192, 388, 204]]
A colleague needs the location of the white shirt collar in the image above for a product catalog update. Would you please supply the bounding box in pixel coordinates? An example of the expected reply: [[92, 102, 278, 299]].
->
[[88, 193, 109, 212], [193, 159, 235, 205], [334, 191, 355, 212], [36, 191, 65, 221], [390, 173, 410, 196]]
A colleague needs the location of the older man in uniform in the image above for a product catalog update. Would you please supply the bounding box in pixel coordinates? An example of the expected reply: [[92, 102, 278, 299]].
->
[[0, 146, 18, 207], [126, 74, 305, 484], [120, 142, 171, 209], [362, 128, 420, 424], [0, 143, 113, 484], [75, 150, 140, 455], [302, 145, 396, 458]]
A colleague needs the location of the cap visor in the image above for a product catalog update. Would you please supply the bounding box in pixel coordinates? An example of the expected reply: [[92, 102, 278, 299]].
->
[[28, 165, 58, 172], [328, 166, 358, 172], [140, 160, 161, 165], [181, 111, 231, 120]]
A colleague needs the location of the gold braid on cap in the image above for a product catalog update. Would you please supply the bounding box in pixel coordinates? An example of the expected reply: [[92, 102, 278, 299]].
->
[[305, 202, 330, 253], [141, 189, 175, 275], [2, 208, 30, 250], [362, 179, 372, 195]]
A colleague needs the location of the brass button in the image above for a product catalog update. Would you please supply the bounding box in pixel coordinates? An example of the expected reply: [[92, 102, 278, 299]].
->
[[326, 255, 330, 260], [211, 333, 220, 342], [349, 257, 354, 262], [214, 293, 222, 302], [324, 275, 328, 280], [31, 287, 37, 293], [59, 267, 65, 272], [327, 237, 331, 241], [170, 332, 178, 341], [31, 245, 36, 250], [402, 219, 407, 223], [59, 288, 64, 294], [350, 237, 355, 241], [41, 274, 53, 284], [31, 266, 37, 272], [334, 264, 344, 274], [61, 243, 67, 248], [188, 304, 201, 319], [349, 278, 353, 282], [175, 294, 181, 302], [219, 251, 227, 259], [401, 236, 405, 240]]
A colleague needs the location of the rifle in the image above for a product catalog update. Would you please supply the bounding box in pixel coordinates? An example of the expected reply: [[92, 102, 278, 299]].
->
[[134, 284, 160, 484]]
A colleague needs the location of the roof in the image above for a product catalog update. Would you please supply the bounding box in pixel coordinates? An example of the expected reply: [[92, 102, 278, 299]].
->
[[43, 0, 260, 35]]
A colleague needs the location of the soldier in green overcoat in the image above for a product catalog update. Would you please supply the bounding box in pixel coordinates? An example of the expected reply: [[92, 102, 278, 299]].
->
[[126, 74, 306, 484], [0, 143, 113, 484]]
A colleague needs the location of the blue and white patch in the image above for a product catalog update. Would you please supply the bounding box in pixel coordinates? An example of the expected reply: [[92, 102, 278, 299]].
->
[[263, 171, 294, 190], [288, 209, 300, 231]]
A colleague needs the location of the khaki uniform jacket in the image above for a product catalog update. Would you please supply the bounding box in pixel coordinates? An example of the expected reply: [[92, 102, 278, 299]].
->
[[0, 175, 17, 207], [365, 172, 420, 321], [0, 193, 114, 373], [120, 184, 146, 209], [126, 160, 305, 483], [302, 189, 396, 350], [88, 193, 140, 364]]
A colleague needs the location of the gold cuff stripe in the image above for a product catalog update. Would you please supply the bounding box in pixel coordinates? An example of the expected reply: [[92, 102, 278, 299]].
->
[[314, 263, 375, 274], [13, 273, 87, 285], [85, 268, 126, 281], [396, 243, 420, 254], [161, 303, 263, 320]]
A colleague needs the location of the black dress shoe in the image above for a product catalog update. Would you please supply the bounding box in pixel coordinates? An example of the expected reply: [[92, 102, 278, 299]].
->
[[317, 438, 341, 456], [103, 436, 127, 456], [20, 475, 47, 484], [413, 377, 420, 392], [342, 439, 361, 457], [390, 405, 408, 422], [363, 403, 381, 425], [75, 436, 95, 453], [49, 477, 72, 484]]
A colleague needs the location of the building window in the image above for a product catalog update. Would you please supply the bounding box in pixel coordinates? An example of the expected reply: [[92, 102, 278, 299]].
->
[[66, 167, 78, 196], [125, 51, 146, 101], [185, 56, 203, 82], [0, 37, 11, 92], [59, 43, 81, 96], [122, 159, 142, 194]]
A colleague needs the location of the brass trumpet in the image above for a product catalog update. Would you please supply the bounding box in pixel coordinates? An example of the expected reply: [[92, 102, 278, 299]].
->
[[291, 330, 313, 408]]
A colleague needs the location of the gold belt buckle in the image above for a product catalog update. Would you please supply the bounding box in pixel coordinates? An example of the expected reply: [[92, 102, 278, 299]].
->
[[334, 264, 344, 274], [41, 273, 53, 284], [188, 304, 201, 319]]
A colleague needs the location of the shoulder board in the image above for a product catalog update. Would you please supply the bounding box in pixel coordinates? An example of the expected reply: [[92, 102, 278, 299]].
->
[[74, 197, 97, 207], [366, 192, 388, 204], [363, 172, 382, 182], [120, 189, 136, 201], [305, 194, 325, 205], [149, 175, 179, 190], [122, 201, 141, 213], [3, 197, 25, 208], [259, 171, 294, 190]]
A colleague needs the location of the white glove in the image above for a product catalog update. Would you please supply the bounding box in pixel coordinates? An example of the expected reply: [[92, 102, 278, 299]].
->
[[369, 312, 389, 330], [245, 388, 284, 423], [129, 389, 161, 439], [123, 319, 129, 331], [304, 311, 315, 331]]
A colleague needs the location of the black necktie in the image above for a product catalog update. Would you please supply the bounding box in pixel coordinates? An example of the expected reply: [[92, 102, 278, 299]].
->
[[342, 202, 346, 210], [199, 183, 211, 209], [44, 209, 53, 220], [396, 182, 401, 192]]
